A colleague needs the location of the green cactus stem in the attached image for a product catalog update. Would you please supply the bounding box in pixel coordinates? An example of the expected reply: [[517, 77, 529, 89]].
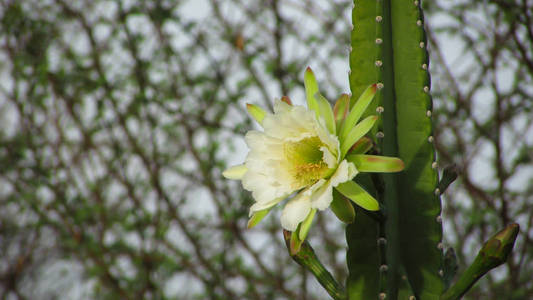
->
[[347, 0, 443, 299], [442, 248, 459, 291]]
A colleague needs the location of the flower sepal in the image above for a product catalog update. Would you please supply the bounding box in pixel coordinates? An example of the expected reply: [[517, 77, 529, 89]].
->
[[246, 103, 267, 125], [330, 189, 356, 224], [333, 93, 350, 129], [347, 136, 373, 155], [338, 84, 377, 144], [304, 67, 320, 117], [346, 154, 405, 173], [284, 207, 317, 255], [314, 92, 336, 134], [290, 227, 304, 255], [299, 208, 317, 241], [341, 115, 378, 157], [247, 208, 271, 229], [335, 180, 379, 211]]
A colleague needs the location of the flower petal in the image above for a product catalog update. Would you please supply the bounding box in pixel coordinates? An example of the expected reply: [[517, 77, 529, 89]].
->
[[222, 164, 247, 179], [273, 98, 293, 114], [264, 101, 317, 142], [320, 146, 337, 168], [243, 130, 295, 202], [249, 196, 284, 215], [310, 160, 357, 210], [310, 182, 333, 210], [315, 123, 340, 159], [330, 160, 358, 187], [281, 192, 312, 231]]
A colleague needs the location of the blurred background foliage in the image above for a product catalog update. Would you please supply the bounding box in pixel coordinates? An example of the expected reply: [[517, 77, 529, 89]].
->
[[0, 0, 531, 299]]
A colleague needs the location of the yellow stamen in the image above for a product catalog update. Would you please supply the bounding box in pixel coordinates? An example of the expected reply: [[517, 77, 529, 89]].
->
[[283, 136, 331, 189]]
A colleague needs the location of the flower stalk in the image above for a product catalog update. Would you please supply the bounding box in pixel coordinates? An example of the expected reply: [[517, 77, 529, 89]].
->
[[283, 230, 347, 300]]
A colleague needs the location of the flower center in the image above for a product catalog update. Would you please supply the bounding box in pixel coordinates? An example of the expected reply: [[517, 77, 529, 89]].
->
[[283, 136, 331, 189]]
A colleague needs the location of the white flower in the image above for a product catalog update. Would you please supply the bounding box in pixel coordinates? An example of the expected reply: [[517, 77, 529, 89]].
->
[[223, 67, 404, 253], [242, 100, 358, 231]]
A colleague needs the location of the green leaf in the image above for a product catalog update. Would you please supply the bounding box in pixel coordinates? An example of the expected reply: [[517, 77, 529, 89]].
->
[[299, 208, 317, 241], [315, 92, 336, 134], [304, 67, 319, 116], [247, 208, 270, 229], [341, 115, 377, 158], [246, 103, 266, 125], [331, 189, 356, 223], [340, 84, 377, 143], [335, 181, 379, 211], [346, 155, 404, 173]]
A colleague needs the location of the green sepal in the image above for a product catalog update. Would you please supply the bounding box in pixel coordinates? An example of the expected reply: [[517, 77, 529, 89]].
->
[[304, 67, 320, 117], [335, 180, 379, 211], [346, 154, 404, 173], [246, 103, 266, 125], [347, 137, 373, 155], [341, 115, 378, 158], [340, 84, 377, 142], [290, 227, 304, 255], [331, 189, 356, 224], [247, 208, 270, 229], [315, 92, 336, 134], [333, 93, 350, 129], [299, 208, 317, 241]]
